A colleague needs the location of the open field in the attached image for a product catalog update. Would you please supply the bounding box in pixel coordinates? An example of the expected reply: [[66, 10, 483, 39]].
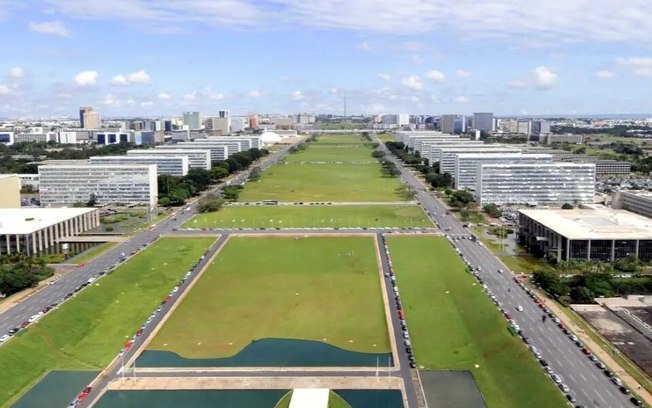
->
[[285, 145, 377, 162], [148, 236, 390, 358], [0, 237, 214, 408], [71, 242, 117, 264], [386, 235, 567, 408], [239, 163, 405, 202], [185, 205, 433, 229], [376, 133, 395, 143], [313, 134, 369, 145]]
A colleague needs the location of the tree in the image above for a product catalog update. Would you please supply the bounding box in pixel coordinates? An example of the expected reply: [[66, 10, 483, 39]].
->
[[449, 190, 474, 208], [483, 203, 502, 218], [573, 146, 587, 154], [86, 193, 98, 207], [197, 194, 224, 213], [183, 168, 212, 191], [210, 166, 229, 181], [561, 203, 574, 209]]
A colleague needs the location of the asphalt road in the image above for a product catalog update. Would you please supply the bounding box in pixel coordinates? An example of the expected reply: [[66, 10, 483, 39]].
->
[[374, 135, 633, 408]]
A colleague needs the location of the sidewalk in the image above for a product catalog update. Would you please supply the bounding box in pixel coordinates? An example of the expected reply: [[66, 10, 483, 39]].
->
[[531, 286, 652, 406]]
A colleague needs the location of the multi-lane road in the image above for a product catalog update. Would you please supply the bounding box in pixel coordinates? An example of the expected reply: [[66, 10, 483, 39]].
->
[[375, 135, 634, 408]]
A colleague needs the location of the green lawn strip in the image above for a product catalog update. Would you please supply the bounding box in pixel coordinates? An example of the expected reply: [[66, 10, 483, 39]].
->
[[273, 391, 293, 408], [313, 134, 370, 145], [71, 242, 117, 264], [554, 302, 652, 397], [376, 134, 395, 143], [149, 236, 390, 358], [0, 237, 215, 408], [239, 163, 404, 202], [184, 205, 433, 229], [386, 236, 566, 408], [286, 145, 376, 163], [329, 391, 353, 408]]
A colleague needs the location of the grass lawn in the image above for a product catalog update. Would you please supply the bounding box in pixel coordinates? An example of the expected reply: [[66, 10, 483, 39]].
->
[[376, 133, 395, 143], [0, 237, 215, 408], [184, 205, 433, 229], [285, 145, 377, 162], [239, 163, 405, 202], [386, 236, 567, 408], [71, 242, 117, 264], [149, 236, 390, 358]]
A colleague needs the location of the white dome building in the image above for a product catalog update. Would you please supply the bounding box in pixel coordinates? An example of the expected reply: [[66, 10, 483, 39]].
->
[[260, 131, 281, 146]]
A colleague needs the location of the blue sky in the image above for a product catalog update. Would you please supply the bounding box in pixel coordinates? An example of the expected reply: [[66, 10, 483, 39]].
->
[[1, 0, 651, 118]]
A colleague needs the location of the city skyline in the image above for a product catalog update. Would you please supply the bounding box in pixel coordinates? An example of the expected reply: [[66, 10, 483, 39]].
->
[[1, 0, 652, 117]]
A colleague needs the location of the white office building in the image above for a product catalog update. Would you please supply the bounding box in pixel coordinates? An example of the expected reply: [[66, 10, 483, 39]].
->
[[190, 139, 242, 155], [128, 149, 211, 170], [613, 190, 652, 219], [156, 143, 229, 162], [39, 164, 158, 207], [475, 163, 596, 206], [89, 155, 189, 177], [437, 146, 522, 174], [411, 137, 461, 154], [454, 153, 553, 190], [204, 136, 262, 149]]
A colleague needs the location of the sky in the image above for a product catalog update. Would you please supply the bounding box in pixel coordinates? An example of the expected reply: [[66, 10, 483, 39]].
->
[[1, 0, 652, 118]]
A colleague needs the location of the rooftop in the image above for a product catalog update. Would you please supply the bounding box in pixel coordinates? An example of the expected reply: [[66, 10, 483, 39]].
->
[[455, 153, 552, 159], [0, 208, 97, 235], [520, 208, 652, 240]]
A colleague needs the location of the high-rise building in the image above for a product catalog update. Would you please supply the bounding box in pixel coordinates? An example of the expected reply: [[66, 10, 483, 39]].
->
[[183, 112, 203, 130], [473, 112, 494, 132], [89, 155, 189, 177], [453, 153, 553, 190], [79, 106, 93, 128], [440, 115, 466, 134], [39, 164, 158, 207], [475, 163, 596, 206], [82, 110, 101, 130], [205, 117, 230, 135], [127, 149, 211, 170]]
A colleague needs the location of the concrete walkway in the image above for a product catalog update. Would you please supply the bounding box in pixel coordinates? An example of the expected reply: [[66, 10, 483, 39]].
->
[[108, 376, 402, 390], [289, 388, 329, 408]]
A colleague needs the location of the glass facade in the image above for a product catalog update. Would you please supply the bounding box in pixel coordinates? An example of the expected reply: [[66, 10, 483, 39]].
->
[[589, 240, 612, 262], [569, 240, 588, 260]]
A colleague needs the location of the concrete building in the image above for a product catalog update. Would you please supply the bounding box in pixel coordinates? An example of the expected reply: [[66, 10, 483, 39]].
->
[[16, 174, 39, 191], [0, 208, 100, 255], [440, 115, 466, 134], [13, 132, 58, 143], [453, 153, 553, 190], [156, 143, 228, 162], [0, 175, 21, 208], [89, 155, 189, 177], [530, 120, 551, 136], [546, 134, 583, 144], [183, 112, 202, 130], [128, 149, 211, 170], [205, 117, 230, 135], [433, 145, 520, 170], [39, 164, 158, 207], [204, 136, 262, 149], [475, 163, 595, 206], [190, 139, 242, 156], [79, 106, 93, 128], [96, 131, 131, 145], [0, 131, 14, 145], [518, 207, 652, 262], [230, 116, 248, 133], [517, 120, 530, 135], [82, 110, 101, 130], [473, 112, 494, 132], [413, 137, 462, 155], [613, 191, 652, 219]]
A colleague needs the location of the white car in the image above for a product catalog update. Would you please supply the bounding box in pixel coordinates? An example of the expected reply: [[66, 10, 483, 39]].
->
[[516, 305, 524, 312], [0, 334, 9, 343]]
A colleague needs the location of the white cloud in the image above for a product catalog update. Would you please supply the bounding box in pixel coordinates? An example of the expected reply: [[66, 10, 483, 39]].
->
[[74, 70, 98, 87], [111, 74, 128, 86], [596, 70, 615, 79], [0, 84, 11, 95], [292, 90, 304, 100], [532, 66, 558, 90], [111, 70, 151, 86], [377, 73, 391, 82], [454, 96, 470, 103], [617, 57, 652, 76], [183, 92, 198, 101], [248, 90, 261, 98], [209, 92, 225, 100], [9, 67, 24, 79], [509, 79, 527, 88], [158, 92, 171, 100], [368, 103, 385, 114], [401, 75, 423, 90], [28, 21, 70, 37], [358, 41, 373, 52], [455, 69, 472, 78], [140, 101, 153, 107], [102, 94, 118, 106], [426, 70, 445, 82], [329, 87, 338, 94]]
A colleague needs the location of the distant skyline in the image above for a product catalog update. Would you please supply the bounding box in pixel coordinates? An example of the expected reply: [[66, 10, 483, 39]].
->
[[1, 1, 652, 117]]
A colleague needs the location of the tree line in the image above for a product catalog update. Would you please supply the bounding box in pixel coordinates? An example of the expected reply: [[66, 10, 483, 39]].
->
[[0, 254, 54, 297]]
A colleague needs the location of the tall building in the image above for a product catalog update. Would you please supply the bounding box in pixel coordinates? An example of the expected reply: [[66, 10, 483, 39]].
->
[[183, 112, 203, 130], [440, 114, 466, 134], [205, 117, 230, 135], [89, 155, 189, 177], [473, 112, 494, 132], [82, 110, 101, 130], [475, 163, 595, 206], [437, 146, 522, 174], [79, 106, 93, 128], [0, 175, 21, 208], [531, 120, 551, 135], [156, 143, 229, 162], [453, 153, 553, 190], [39, 164, 158, 207], [127, 149, 211, 170]]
